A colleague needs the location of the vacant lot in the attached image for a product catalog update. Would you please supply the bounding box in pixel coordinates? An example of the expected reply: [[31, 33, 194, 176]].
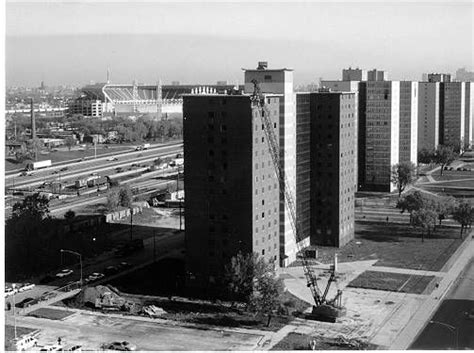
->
[[28, 307, 75, 320], [348, 271, 438, 294], [311, 222, 463, 271], [271, 332, 375, 350]]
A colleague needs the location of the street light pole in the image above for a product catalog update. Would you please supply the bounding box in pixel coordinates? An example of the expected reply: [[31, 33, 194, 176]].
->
[[12, 284, 17, 340], [60, 249, 83, 287], [130, 208, 133, 241], [429, 320, 458, 349]]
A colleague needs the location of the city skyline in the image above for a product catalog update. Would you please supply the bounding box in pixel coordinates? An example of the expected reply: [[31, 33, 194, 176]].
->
[[5, 1, 473, 86]]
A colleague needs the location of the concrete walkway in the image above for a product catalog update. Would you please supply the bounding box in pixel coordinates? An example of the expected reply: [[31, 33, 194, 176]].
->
[[367, 266, 446, 277]]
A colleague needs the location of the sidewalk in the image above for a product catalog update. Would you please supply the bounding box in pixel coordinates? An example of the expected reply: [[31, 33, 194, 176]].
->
[[389, 234, 474, 349]]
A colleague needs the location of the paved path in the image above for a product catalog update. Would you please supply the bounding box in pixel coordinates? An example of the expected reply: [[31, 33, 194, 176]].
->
[[367, 266, 446, 277]]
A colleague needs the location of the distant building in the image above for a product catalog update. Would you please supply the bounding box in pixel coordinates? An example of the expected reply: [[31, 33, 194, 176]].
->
[[68, 98, 103, 118], [428, 73, 451, 83], [455, 68, 474, 82], [183, 93, 281, 289], [367, 69, 388, 81], [342, 68, 367, 81]]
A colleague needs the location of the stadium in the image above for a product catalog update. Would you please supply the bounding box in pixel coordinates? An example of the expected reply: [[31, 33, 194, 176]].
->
[[73, 81, 242, 117]]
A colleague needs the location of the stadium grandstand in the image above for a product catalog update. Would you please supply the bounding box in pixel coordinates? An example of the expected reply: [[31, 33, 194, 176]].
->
[[71, 81, 243, 117]]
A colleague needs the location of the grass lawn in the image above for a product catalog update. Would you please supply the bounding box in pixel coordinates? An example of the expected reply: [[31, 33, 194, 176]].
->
[[430, 179, 474, 188], [271, 332, 375, 350], [28, 307, 75, 320], [348, 271, 438, 294], [310, 222, 464, 271], [431, 171, 474, 182]]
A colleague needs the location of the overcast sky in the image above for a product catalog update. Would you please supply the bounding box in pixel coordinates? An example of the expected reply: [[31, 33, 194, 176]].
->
[[5, 1, 474, 86]]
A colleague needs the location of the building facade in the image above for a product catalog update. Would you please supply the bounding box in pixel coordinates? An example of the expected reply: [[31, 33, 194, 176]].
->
[[342, 68, 367, 81], [440, 82, 466, 149], [243, 62, 305, 267], [183, 93, 281, 289], [309, 92, 356, 247], [295, 93, 311, 244], [418, 82, 441, 151], [399, 82, 418, 163], [364, 81, 400, 191], [428, 73, 451, 83]]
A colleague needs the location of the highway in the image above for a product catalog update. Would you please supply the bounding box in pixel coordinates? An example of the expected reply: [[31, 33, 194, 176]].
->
[[409, 259, 474, 349], [6, 142, 182, 189]]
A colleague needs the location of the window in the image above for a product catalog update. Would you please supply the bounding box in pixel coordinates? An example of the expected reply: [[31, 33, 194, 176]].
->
[[264, 75, 272, 81], [208, 150, 214, 157], [262, 249, 265, 255], [262, 137, 265, 143], [262, 200, 265, 205], [262, 212, 265, 218]]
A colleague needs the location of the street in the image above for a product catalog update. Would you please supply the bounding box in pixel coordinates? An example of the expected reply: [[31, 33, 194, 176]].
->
[[409, 259, 474, 349]]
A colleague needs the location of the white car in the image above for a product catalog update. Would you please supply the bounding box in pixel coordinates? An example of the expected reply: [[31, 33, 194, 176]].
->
[[107, 157, 119, 161], [56, 269, 74, 278], [5, 286, 15, 297], [19, 283, 35, 292], [87, 273, 105, 282]]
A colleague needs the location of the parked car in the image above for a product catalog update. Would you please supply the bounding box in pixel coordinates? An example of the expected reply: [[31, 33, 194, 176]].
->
[[15, 297, 38, 308], [118, 262, 132, 271], [102, 341, 137, 351], [18, 283, 35, 292], [104, 266, 119, 276], [85, 273, 104, 283], [107, 157, 119, 161], [5, 286, 16, 297], [56, 269, 73, 278], [60, 167, 68, 172]]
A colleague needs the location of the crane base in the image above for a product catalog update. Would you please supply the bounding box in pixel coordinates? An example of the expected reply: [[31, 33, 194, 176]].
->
[[305, 305, 346, 323]]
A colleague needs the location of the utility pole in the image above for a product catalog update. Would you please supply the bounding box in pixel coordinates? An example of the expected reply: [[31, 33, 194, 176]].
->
[[94, 140, 97, 159]]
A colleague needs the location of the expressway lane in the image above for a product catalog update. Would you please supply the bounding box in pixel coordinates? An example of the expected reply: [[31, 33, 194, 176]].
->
[[6, 143, 182, 190]]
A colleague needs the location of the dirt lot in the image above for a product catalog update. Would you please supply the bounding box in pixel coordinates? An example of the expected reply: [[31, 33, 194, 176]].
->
[[28, 307, 75, 320]]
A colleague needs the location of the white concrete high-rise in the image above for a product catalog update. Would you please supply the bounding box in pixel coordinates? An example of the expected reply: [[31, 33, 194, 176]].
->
[[243, 61, 303, 267]]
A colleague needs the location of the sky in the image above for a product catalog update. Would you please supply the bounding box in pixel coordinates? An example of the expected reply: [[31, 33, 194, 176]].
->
[[5, 1, 474, 87]]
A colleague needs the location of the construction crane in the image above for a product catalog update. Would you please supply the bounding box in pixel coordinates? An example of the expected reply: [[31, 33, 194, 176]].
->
[[250, 79, 345, 322]]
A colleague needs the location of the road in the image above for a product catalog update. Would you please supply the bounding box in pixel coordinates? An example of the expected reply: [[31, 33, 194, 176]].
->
[[6, 142, 182, 189], [409, 259, 474, 349]]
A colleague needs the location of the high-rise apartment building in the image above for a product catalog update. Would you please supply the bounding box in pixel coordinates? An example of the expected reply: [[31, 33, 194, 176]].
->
[[342, 68, 367, 81], [243, 62, 305, 266], [183, 93, 281, 289], [464, 82, 474, 148], [440, 82, 466, 149], [418, 82, 441, 151], [295, 91, 356, 248], [309, 92, 357, 247], [428, 73, 451, 83], [399, 82, 418, 163], [295, 93, 311, 244], [365, 81, 400, 191], [367, 69, 388, 81]]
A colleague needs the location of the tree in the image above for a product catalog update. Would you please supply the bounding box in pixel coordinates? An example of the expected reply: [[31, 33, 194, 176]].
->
[[224, 252, 284, 326], [118, 185, 133, 208], [391, 162, 417, 198], [64, 209, 76, 221], [106, 190, 120, 210], [435, 197, 456, 225], [412, 208, 438, 242], [452, 201, 474, 237], [11, 193, 50, 221], [396, 191, 425, 223], [64, 136, 76, 151], [434, 145, 457, 176], [418, 148, 434, 165]]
